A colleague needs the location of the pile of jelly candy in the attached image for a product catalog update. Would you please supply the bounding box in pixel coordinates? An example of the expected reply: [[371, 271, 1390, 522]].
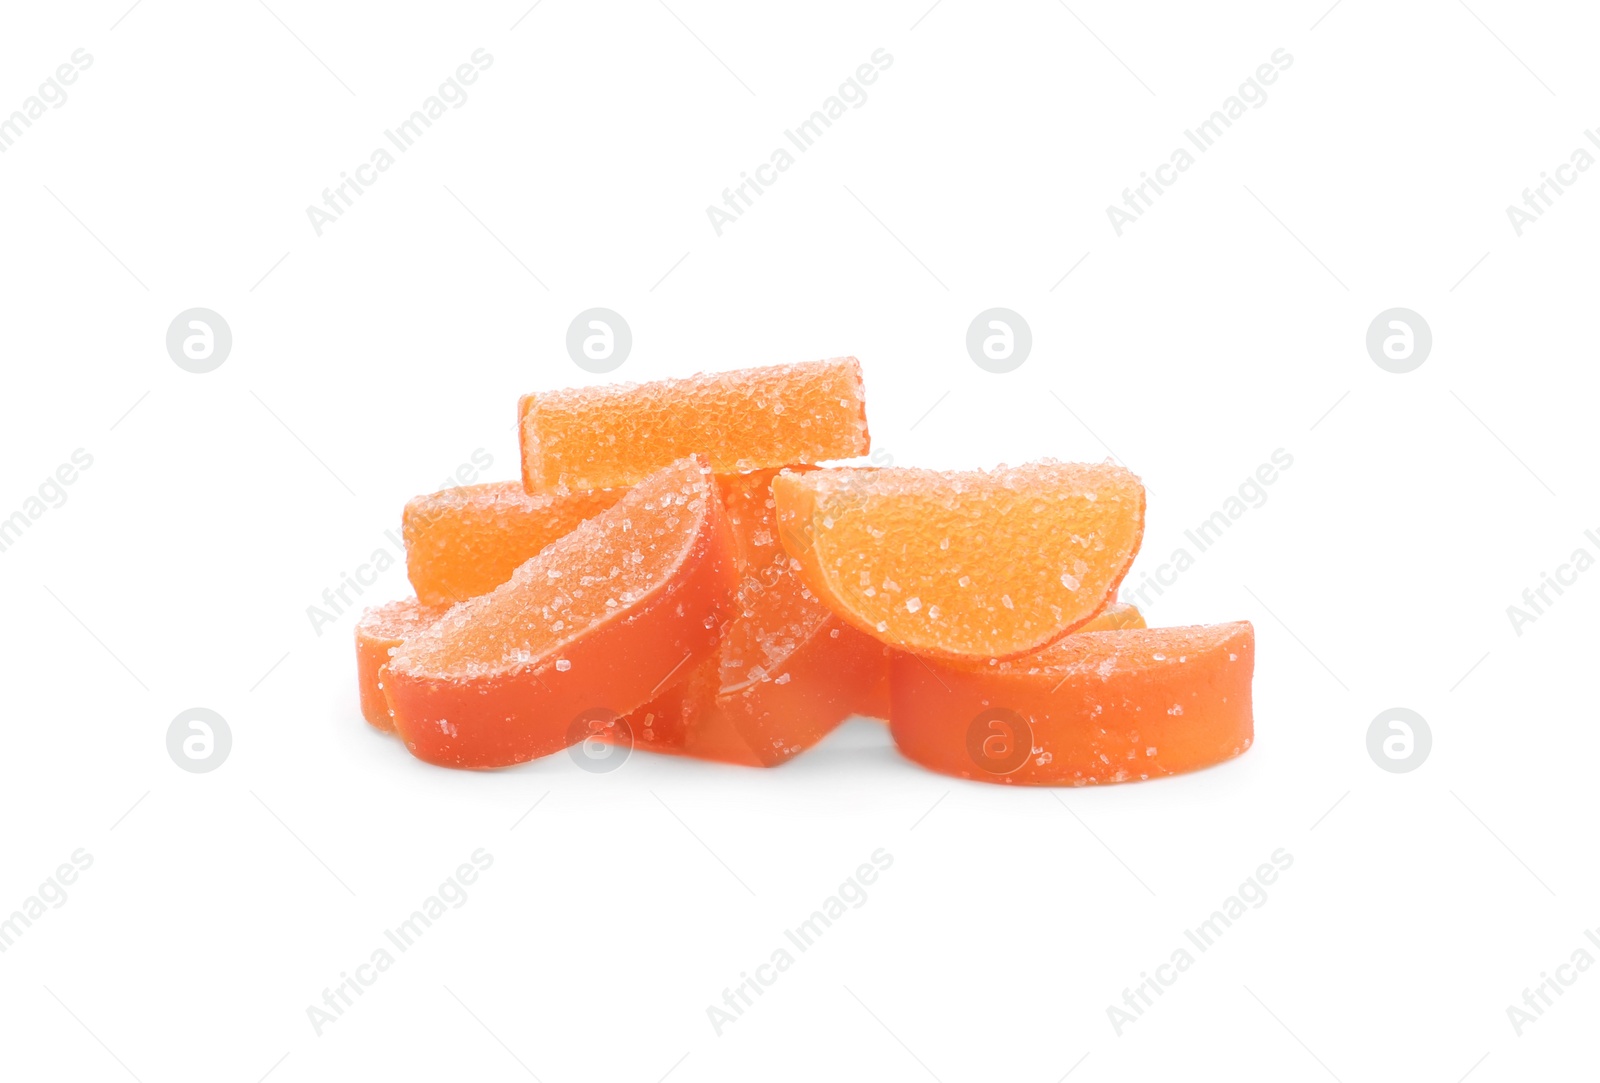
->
[[356, 357, 1253, 784]]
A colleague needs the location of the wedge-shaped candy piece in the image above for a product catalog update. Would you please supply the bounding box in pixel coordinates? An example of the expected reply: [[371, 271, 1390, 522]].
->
[[629, 469, 885, 765], [890, 622, 1254, 785], [384, 457, 738, 768], [403, 481, 621, 608], [355, 598, 442, 732], [773, 460, 1145, 660], [520, 357, 870, 493]]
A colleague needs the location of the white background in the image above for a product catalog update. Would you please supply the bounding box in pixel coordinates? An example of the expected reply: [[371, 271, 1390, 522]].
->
[[1, 0, 1595, 1079]]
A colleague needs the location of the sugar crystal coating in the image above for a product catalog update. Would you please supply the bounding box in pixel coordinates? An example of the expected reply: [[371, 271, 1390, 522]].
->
[[520, 357, 870, 493], [714, 468, 838, 691], [403, 481, 621, 608], [627, 467, 885, 765], [773, 459, 1145, 660], [890, 622, 1255, 786], [397, 460, 711, 677], [992, 621, 1245, 679], [354, 598, 443, 732], [384, 456, 739, 768]]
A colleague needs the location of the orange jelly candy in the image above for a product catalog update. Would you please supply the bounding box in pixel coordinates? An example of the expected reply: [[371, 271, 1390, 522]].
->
[[520, 357, 870, 493], [628, 469, 885, 765], [383, 456, 738, 768], [354, 598, 442, 732], [890, 622, 1255, 785], [403, 481, 620, 607], [773, 460, 1145, 660], [1074, 600, 1146, 633]]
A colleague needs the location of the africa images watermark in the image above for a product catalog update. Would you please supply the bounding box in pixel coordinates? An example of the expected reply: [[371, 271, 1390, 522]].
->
[[705, 48, 893, 237], [1505, 129, 1600, 236], [306, 848, 494, 1035], [1107, 848, 1294, 1036], [1505, 925, 1600, 1037], [1504, 527, 1600, 636], [0, 448, 95, 556], [305, 48, 494, 236], [1105, 48, 1293, 237], [0, 849, 94, 954], [1122, 448, 1294, 611], [706, 848, 894, 1035], [0, 49, 92, 154], [305, 448, 493, 635]]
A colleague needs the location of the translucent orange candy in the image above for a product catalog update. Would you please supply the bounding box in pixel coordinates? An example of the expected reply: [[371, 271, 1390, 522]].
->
[[773, 461, 1145, 660], [520, 357, 870, 493], [628, 469, 886, 765], [403, 481, 620, 607], [383, 456, 738, 768], [890, 622, 1255, 785], [354, 598, 441, 732]]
